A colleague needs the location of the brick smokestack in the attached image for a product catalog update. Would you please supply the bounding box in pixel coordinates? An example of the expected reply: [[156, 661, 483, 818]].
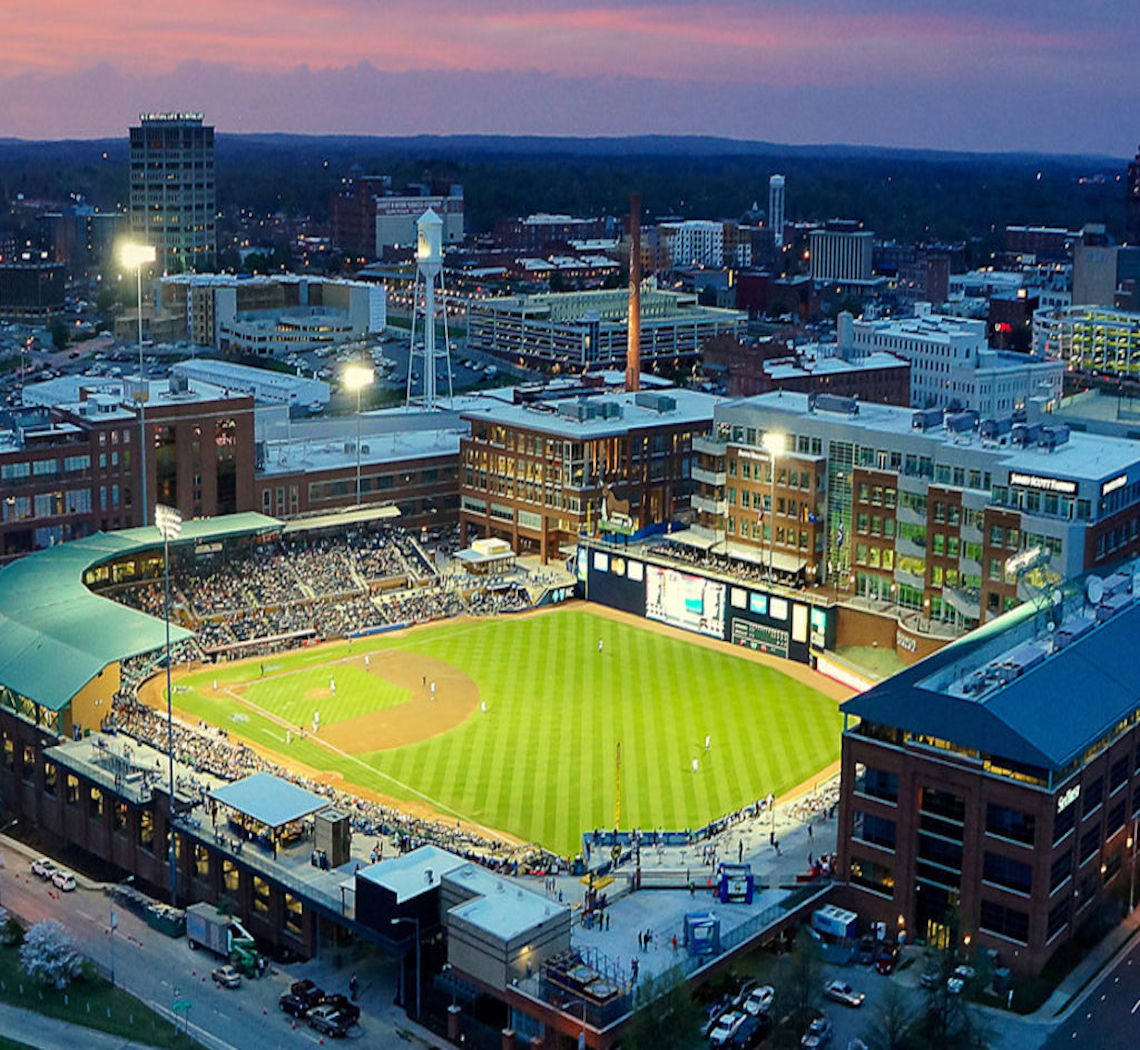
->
[[625, 193, 642, 392]]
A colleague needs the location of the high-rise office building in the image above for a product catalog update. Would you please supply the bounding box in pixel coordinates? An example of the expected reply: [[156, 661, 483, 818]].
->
[[128, 113, 216, 273], [1127, 145, 1140, 246], [769, 175, 786, 249]]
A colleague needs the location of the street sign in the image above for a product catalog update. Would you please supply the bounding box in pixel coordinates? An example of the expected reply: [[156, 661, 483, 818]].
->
[[172, 1000, 192, 1013]]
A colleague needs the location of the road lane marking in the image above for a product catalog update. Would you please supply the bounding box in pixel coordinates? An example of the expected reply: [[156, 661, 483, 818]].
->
[[1131, 998, 1140, 1014]]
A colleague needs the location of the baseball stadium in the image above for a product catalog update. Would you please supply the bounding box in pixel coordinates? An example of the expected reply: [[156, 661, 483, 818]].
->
[[0, 510, 847, 859], [0, 510, 858, 1046]]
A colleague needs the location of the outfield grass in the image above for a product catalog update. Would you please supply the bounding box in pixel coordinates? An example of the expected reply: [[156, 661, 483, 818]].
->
[[171, 609, 843, 855]]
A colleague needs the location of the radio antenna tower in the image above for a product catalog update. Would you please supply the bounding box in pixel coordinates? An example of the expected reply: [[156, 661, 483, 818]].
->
[[407, 208, 453, 409]]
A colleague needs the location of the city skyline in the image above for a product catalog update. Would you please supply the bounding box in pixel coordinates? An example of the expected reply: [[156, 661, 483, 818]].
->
[[1, 0, 1137, 155]]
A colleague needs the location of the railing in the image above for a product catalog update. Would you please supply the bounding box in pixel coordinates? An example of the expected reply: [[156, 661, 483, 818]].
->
[[691, 466, 727, 487], [692, 434, 727, 457], [691, 494, 727, 516]]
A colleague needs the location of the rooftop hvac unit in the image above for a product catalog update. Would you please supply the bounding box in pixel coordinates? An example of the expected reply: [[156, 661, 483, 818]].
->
[[633, 391, 677, 413], [979, 417, 1013, 442], [945, 410, 978, 435], [911, 407, 942, 431], [807, 392, 859, 417]]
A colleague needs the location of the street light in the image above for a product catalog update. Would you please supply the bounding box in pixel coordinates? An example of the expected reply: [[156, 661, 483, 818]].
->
[[155, 503, 182, 907], [109, 874, 134, 988], [343, 364, 374, 506], [1129, 821, 1138, 913], [761, 431, 786, 581], [120, 242, 156, 526], [391, 916, 421, 1019]]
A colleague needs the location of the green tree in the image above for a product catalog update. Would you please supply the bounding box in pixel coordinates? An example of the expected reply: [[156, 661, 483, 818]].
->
[[622, 965, 702, 1050], [861, 981, 917, 1050], [777, 927, 824, 1014], [50, 317, 69, 351], [914, 944, 989, 1050]]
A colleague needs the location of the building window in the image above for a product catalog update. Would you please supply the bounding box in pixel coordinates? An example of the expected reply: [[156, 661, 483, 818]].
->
[[983, 851, 1033, 895], [850, 856, 894, 897], [1080, 826, 1100, 865], [252, 874, 270, 915], [1084, 777, 1104, 817], [1047, 898, 1071, 941], [852, 810, 897, 850], [985, 803, 1035, 846], [1111, 756, 1129, 793], [1050, 851, 1073, 893], [979, 900, 1029, 944], [140, 810, 154, 851]]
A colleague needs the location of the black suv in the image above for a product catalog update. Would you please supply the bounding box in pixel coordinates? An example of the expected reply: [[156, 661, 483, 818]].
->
[[279, 979, 325, 1018]]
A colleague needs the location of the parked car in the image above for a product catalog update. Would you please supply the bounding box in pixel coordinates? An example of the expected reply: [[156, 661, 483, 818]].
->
[[279, 992, 316, 1018], [319, 993, 360, 1025], [31, 858, 57, 880], [875, 944, 900, 975], [947, 965, 976, 995], [307, 1003, 353, 1038], [732, 977, 759, 1008], [290, 979, 325, 1005], [709, 1010, 748, 1047], [730, 1013, 771, 1050], [741, 984, 775, 1016], [701, 997, 734, 1038], [50, 870, 76, 892], [211, 965, 241, 989], [824, 980, 865, 1008], [801, 1016, 833, 1049], [856, 936, 877, 965]]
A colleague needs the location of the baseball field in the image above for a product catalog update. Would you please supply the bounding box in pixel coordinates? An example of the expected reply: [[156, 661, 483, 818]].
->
[[143, 606, 846, 856]]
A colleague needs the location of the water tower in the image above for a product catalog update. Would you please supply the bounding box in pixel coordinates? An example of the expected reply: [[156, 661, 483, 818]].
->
[[407, 208, 453, 410]]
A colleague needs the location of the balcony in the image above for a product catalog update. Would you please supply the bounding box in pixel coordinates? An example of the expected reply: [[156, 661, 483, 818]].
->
[[943, 586, 981, 619], [692, 493, 727, 517], [896, 503, 926, 527], [897, 533, 927, 559], [692, 434, 727, 457], [692, 465, 726, 487], [894, 566, 925, 590]]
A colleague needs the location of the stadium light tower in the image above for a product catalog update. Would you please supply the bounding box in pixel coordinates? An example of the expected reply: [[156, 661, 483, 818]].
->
[[155, 502, 182, 906], [342, 363, 374, 505], [762, 431, 786, 580], [120, 242, 156, 525]]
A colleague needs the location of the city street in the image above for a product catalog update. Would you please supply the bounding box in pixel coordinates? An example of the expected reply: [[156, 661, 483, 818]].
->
[[1, 836, 434, 1050], [1041, 936, 1140, 1050]]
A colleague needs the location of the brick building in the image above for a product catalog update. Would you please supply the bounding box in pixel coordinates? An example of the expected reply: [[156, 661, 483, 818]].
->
[[836, 570, 1140, 975]]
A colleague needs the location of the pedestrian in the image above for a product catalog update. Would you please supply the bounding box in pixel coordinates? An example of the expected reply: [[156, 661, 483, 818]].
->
[[808, 851, 813, 866], [808, 823, 814, 840], [422, 674, 426, 687], [689, 881, 695, 898], [769, 830, 775, 847], [349, 973, 358, 1000], [598, 637, 604, 653], [672, 934, 678, 952], [738, 839, 743, 863], [638, 931, 644, 951], [704, 734, 710, 751], [606, 913, 611, 931], [430, 680, 436, 700], [775, 840, 781, 856]]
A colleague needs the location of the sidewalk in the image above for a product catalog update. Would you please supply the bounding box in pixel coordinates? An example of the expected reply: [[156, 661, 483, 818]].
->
[[0, 1000, 166, 1050], [1037, 905, 1140, 1020]]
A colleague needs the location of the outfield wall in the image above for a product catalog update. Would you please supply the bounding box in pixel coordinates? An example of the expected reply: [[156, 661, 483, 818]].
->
[[578, 540, 836, 666]]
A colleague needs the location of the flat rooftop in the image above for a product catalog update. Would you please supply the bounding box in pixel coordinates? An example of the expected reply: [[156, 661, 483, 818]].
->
[[446, 863, 569, 940], [357, 845, 463, 903], [462, 388, 720, 439], [731, 391, 1140, 484]]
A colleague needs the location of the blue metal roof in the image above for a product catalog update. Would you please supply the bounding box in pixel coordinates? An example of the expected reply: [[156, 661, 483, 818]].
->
[[208, 773, 328, 828], [843, 596, 1140, 773], [0, 513, 280, 712]]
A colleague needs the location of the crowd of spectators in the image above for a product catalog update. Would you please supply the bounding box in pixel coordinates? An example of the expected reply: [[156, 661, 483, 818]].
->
[[648, 539, 779, 585], [109, 687, 554, 872], [467, 583, 531, 615]]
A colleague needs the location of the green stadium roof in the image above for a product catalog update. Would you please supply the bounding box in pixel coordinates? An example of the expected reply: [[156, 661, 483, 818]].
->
[[0, 513, 281, 713]]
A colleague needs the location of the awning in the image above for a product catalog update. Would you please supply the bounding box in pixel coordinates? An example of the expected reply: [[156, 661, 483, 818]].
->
[[209, 773, 329, 829], [281, 504, 401, 535], [666, 528, 719, 552], [723, 541, 806, 574]]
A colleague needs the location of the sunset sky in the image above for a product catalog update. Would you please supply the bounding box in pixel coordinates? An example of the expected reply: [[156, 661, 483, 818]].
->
[[2, 0, 1136, 154]]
